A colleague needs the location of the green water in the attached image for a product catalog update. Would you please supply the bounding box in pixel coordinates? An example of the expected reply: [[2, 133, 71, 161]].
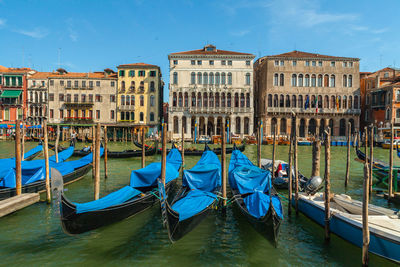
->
[[0, 141, 398, 266]]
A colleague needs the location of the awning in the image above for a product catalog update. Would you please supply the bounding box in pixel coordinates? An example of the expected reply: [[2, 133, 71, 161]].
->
[[0, 90, 22, 98]]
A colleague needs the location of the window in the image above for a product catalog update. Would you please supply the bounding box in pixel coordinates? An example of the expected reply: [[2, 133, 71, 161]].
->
[[330, 75, 336, 87], [191, 60, 195, 65], [74, 94, 78, 102], [197, 72, 202, 84], [81, 94, 86, 102], [228, 60, 232, 66], [280, 74, 284, 86], [66, 94, 71, 102], [245, 73, 251, 85], [89, 81, 93, 88], [305, 74, 310, 87], [129, 70, 135, 77], [110, 95, 116, 102], [191, 72, 196, 84], [318, 61, 322, 66], [150, 112, 154, 121], [96, 110, 100, 119], [203, 73, 208, 84], [215, 73, 220, 85], [60, 80, 64, 86], [317, 75, 323, 87], [50, 109, 54, 119], [280, 60, 284, 66], [150, 81, 155, 92], [348, 75, 353, 87], [246, 60, 250, 66], [131, 95, 135, 105], [95, 94, 102, 102], [386, 108, 391, 120], [209, 73, 214, 84], [311, 74, 316, 87], [111, 81, 115, 87], [221, 60, 226, 65], [150, 95, 155, 106], [50, 80, 54, 86], [274, 74, 279, 86], [73, 81, 78, 88], [298, 74, 303, 86], [221, 73, 226, 84], [126, 95, 130, 105], [150, 71, 156, 77], [305, 61, 310, 67], [209, 60, 214, 65], [59, 110, 63, 119], [140, 95, 144, 106], [140, 112, 144, 122], [41, 81, 45, 86], [291, 74, 297, 86], [384, 72, 389, 78], [96, 81, 100, 87], [59, 94, 64, 101], [343, 62, 347, 67], [49, 93, 54, 101], [138, 71, 145, 77], [292, 60, 297, 66], [173, 72, 178, 84], [312, 61, 316, 66], [227, 73, 232, 85], [274, 60, 279, 66], [330, 61, 335, 67], [173, 60, 178, 65], [67, 81, 72, 88], [197, 60, 202, 65], [81, 81, 86, 88], [343, 75, 347, 87], [119, 70, 125, 77], [349, 62, 353, 67], [397, 109, 400, 118], [130, 112, 134, 121], [121, 95, 125, 106], [110, 110, 115, 120]]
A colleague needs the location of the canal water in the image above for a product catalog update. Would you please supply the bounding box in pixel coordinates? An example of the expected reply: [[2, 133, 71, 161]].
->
[[0, 141, 398, 266]]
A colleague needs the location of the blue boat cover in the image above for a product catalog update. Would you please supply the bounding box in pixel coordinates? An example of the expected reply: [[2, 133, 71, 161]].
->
[[23, 144, 43, 159], [74, 186, 141, 214], [182, 150, 221, 192], [0, 146, 96, 188], [172, 190, 217, 221], [229, 150, 283, 219], [130, 148, 182, 188]]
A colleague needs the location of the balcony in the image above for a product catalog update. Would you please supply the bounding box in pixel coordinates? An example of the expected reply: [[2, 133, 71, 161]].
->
[[63, 117, 94, 123], [64, 101, 94, 107], [118, 105, 135, 111], [169, 106, 252, 114], [267, 107, 361, 115], [395, 118, 400, 124]]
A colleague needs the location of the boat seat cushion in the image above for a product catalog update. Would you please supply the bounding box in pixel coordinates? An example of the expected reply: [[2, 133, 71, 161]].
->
[[244, 191, 283, 219], [74, 186, 141, 214], [172, 190, 217, 221]]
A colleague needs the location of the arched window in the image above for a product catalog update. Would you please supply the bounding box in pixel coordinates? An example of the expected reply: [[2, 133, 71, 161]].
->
[[221, 73, 226, 84], [149, 81, 155, 92], [324, 74, 329, 87], [324, 95, 329, 108], [203, 72, 208, 84], [121, 95, 125, 106], [234, 93, 239, 107], [126, 112, 130, 121], [385, 108, 391, 120], [318, 95, 322, 108], [150, 112, 155, 121], [330, 75, 335, 87], [150, 95, 155, 107], [245, 73, 251, 85], [203, 92, 208, 107], [349, 96, 353, 109], [222, 93, 226, 107], [331, 96, 335, 108], [197, 72, 202, 84], [244, 117, 250, 135], [140, 112, 144, 122], [292, 74, 297, 86], [184, 92, 188, 107], [240, 93, 245, 107], [191, 72, 196, 84], [280, 74, 284, 86], [227, 93, 231, 107], [140, 81, 144, 91], [209, 92, 214, 107], [130, 81, 135, 90], [191, 92, 196, 107], [343, 95, 347, 109], [292, 95, 297, 107], [140, 95, 144, 106], [343, 75, 347, 87], [298, 74, 303, 86], [215, 73, 220, 85], [246, 93, 250, 107], [173, 72, 178, 84], [280, 94, 284, 107], [197, 92, 202, 107], [318, 74, 323, 87], [209, 72, 214, 85], [286, 95, 290, 107], [274, 94, 278, 107], [131, 95, 135, 106], [298, 95, 303, 108], [305, 74, 310, 87], [235, 117, 241, 134], [178, 92, 183, 107], [121, 112, 125, 120], [228, 73, 232, 85], [354, 95, 359, 109], [274, 74, 279, 86], [173, 116, 178, 133], [348, 75, 353, 87], [126, 95, 130, 105], [311, 74, 316, 87], [268, 94, 272, 107], [311, 95, 316, 108], [215, 93, 220, 107]]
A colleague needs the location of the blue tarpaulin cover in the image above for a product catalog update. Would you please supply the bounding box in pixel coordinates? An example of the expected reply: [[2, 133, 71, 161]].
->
[[171, 150, 221, 221], [0, 146, 92, 188], [229, 150, 283, 219], [23, 144, 43, 159], [130, 148, 182, 187], [73, 148, 182, 214]]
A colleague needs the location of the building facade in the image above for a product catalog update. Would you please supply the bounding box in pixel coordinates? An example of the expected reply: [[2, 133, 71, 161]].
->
[[27, 72, 50, 125], [168, 44, 255, 139], [0, 66, 34, 123], [47, 68, 117, 124], [116, 63, 163, 132], [254, 51, 361, 137]]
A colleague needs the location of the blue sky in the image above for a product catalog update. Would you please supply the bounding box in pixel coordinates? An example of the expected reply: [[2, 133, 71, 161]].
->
[[0, 0, 399, 101]]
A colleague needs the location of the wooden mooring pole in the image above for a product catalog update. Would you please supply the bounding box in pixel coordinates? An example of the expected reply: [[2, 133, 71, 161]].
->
[[94, 123, 101, 200], [21, 121, 25, 161], [389, 122, 394, 200], [141, 128, 145, 168], [161, 123, 167, 185], [345, 122, 351, 187], [92, 125, 95, 179], [55, 125, 60, 163], [362, 129, 370, 266], [104, 126, 108, 178], [311, 138, 321, 177], [43, 120, 50, 203], [369, 126, 374, 194], [324, 129, 331, 242], [294, 116, 299, 215], [257, 120, 261, 168], [222, 119, 227, 207], [15, 120, 22, 196], [288, 127, 293, 216], [181, 122, 185, 172], [272, 124, 277, 179]]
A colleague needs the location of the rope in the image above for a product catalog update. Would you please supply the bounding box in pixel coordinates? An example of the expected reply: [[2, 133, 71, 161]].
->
[[149, 190, 161, 201], [277, 193, 289, 202]]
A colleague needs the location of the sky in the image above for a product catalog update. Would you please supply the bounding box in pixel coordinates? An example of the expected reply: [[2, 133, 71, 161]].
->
[[0, 0, 399, 101]]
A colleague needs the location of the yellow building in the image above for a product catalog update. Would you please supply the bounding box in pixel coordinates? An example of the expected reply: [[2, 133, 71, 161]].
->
[[116, 63, 163, 130]]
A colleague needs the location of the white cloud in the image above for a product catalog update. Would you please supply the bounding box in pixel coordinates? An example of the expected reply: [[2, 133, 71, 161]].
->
[[15, 27, 48, 39]]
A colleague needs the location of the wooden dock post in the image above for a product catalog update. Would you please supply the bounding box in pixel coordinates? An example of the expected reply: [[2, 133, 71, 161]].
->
[[369, 126, 374, 194], [312, 138, 321, 177], [181, 122, 185, 172], [94, 123, 101, 200], [43, 120, 50, 203], [222, 119, 227, 207], [257, 120, 261, 168], [294, 117, 299, 215], [55, 125, 60, 163], [141, 128, 145, 168], [362, 130, 370, 266], [345, 122, 351, 187], [113, 127, 116, 142], [92, 125, 95, 179], [21, 121, 25, 160], [15, 120, 22, 196], [324, 128, 331, 242], [288, 129, 293, 216], [389, 122, 394, 200], [104, 126, 108, 178], [161, 123, 167, 185], [272, 124, 277, 179]]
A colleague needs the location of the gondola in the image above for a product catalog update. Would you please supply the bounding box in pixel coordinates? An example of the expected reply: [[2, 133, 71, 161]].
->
[[59, 146, 182, 235], [160, 145, 221, 242], [0, 146, 91, 200], [22, 143, 44, 161], [228, 148, 283, 244], [72, 142, 158, 158], [157, 143, 246, 156]]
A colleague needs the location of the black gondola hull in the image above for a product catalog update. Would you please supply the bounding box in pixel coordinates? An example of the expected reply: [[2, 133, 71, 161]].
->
[[73, 146, 157, 158]]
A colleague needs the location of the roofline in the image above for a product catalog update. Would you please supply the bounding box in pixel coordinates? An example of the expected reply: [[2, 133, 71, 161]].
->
[[260, 55, 360, 61], [117, 65, 160, 69], [168, 54, 255, 59]]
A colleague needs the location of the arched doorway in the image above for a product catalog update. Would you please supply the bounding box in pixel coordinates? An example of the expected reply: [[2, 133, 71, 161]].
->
[[271, 117, 277, 135], [207, 117, 214, 136], [199, 117, 206, 135], [349, 118, 355, 135], [280, 118, 287, 135], [319, 119, 325, 137], [329, 119, 334, 135], [216, 117, 222, 135], [299, 119, 306, 137], [235, 117, 241, 134], [339, 119, 346, 136], [308, 119, 316, 136], [244, 117, 250, 135]]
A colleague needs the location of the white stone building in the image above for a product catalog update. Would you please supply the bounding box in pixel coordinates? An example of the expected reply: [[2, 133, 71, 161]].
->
[[168, 44, 255, 139], [27, 72, 50, 125]]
